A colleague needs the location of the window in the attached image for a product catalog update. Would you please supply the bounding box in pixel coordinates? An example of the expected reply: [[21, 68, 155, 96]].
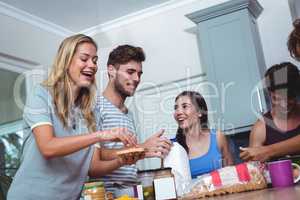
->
[[0, 121, 25, 177], [0, 53, 39, 177], [0, 68, 26, 176]]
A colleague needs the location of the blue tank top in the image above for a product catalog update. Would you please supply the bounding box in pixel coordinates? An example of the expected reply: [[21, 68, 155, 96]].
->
[[189, 130, 222, 178]]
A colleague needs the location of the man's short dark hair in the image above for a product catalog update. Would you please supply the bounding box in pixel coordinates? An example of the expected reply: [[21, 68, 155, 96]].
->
[[264, 62, 300, 98], [107, 45, 145, 68]]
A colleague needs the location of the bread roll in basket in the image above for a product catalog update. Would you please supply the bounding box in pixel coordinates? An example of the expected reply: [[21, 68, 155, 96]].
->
[[179, 161, 267, 199]]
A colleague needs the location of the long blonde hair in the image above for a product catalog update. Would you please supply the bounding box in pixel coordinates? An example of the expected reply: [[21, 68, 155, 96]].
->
[[43, 34, 97, 132]]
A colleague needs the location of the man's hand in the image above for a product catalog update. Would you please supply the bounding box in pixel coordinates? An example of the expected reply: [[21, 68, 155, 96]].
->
[[239, 146, 272, 162], [97, 128, 137, 147], [139, 129, 172, 158]]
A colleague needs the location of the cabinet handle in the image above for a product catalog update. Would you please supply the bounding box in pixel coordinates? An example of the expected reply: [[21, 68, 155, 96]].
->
[[256, 87, 263, 113]]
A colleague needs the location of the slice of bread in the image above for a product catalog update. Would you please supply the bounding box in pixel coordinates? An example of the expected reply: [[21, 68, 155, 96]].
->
[[116, 147, 145, 156]]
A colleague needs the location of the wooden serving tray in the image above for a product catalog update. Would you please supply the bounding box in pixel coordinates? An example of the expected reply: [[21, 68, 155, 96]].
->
[[179, 179, 267, 199]]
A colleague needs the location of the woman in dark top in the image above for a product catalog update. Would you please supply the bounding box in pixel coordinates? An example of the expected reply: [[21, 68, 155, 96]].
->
[[263, 111, 300, 145], [240, 61, 300, 161]]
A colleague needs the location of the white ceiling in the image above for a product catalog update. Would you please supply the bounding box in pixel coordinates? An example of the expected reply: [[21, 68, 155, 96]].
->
[[0, 0, 171, 32]]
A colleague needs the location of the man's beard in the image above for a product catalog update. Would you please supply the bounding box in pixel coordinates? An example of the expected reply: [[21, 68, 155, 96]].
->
[[114, 78, 135, 98]]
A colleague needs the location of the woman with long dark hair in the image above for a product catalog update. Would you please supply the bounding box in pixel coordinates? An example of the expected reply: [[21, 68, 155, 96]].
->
[[240, 62, 300, 161], [240, 19, 300, 162], [173, 91, 233, 178]]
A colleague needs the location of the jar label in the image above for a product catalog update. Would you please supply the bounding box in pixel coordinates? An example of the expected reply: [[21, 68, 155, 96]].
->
[[84, 195, 92, 200]]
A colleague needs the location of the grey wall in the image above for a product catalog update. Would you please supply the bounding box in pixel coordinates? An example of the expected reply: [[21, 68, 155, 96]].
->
[[0, 13, 64, 69]]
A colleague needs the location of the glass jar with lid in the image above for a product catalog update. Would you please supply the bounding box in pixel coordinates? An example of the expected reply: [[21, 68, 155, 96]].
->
[[137, 169, 155, 200], [82, 181, 106, 200], [154, 167, 173, 179], [153, 168, 177, 200]]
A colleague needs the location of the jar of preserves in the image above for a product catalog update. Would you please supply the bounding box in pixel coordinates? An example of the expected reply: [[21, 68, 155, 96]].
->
[[153, 168, 177, 200], [82, 181, 106, 200], [137, 169, 155, 200], [154, 167, 173, 179]]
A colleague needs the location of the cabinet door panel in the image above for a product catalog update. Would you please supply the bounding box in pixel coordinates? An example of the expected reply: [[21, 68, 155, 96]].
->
[[198, 9, 263, 132]]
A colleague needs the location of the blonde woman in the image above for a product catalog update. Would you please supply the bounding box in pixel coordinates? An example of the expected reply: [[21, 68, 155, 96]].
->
[[7, 34, 137, 200]]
